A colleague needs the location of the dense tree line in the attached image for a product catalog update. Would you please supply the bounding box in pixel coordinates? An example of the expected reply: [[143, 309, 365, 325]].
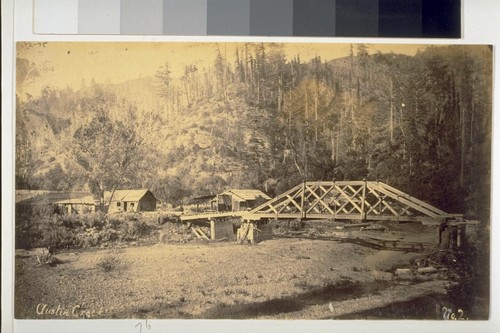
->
[[16, 44, 492, 220]]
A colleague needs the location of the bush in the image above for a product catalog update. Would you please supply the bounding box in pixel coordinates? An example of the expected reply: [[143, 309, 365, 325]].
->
[[105, 216, 124, 229], [126, 220, 150, 239], [81, 212, 106, 229], [101, 227, 119, 242], [38, 216, 78, 252], [16, 206, 158, 250], [96, 249, 124, 272], [274, 219, 306, 231], [290, 220, 306, 231], [78, 227, 101, 247]]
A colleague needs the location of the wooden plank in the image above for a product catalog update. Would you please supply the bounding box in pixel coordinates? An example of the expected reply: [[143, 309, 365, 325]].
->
[[284, 194, 303, 212], [314, 180, 365, 186], [368, 183, 441, 218], [364, 200, 380, 215], [300, 182, 306, 218], [317, 185, 336, 202], [192, 228, 202, 239], [347, 184, 364, 200], [376, 182, 449, 216], [334, 185, 363, 214], [342, 223, 372, 229], [366, 187, 399, 216], [181, 211, 243, 221], [276, 187, 304, 213], [360, 181, 366, 220], [196, 227, 210, 240], [376, 182, 444, 214], [250, 183, 303, 213], [305, 184, 336, 215]]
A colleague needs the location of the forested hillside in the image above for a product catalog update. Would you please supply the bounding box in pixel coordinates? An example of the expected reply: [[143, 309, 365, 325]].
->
[[15, 43, 492, 219]]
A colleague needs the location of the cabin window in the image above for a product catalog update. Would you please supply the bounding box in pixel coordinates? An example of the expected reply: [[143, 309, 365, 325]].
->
[[131, 203, 135, 207], [117, 202, 121, 207]]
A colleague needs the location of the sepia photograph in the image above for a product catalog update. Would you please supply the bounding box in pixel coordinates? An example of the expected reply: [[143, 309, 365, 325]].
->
[[14, 41, 492, 320]]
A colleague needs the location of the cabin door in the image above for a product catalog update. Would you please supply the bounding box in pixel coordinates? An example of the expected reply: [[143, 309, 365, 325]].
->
[[123, 202, 128, 212]]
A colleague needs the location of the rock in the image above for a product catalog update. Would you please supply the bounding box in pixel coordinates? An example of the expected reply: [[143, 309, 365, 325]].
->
[[395, 268, 412, 275], [31, 247, 49, 256], [416, 267, 438, 274], [414, 274, 433, 282], [370, 270, 393, 281], [395, 268, 414, 280]]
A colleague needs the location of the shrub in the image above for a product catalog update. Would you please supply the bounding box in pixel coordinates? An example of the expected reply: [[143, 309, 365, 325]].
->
[[101, 227, 119, 242], [107, 214, 129, 228], [79, 227, 102, 247], [60, 214, 82, 228], [119, 220, 150, 240], [290, 219, 306, 231], [17, 205, 157, 250], [81, 212, 105, 229], [39, 216, 78, 252], [96, 249, 124, 272]]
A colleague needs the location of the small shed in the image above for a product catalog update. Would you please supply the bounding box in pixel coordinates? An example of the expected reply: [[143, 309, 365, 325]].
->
[[54, 195, 96, 214], [16, 190, 96, 214], [192, 194, 217, 212], [107, 189, 158, 213], [216, 189, 271, 212]]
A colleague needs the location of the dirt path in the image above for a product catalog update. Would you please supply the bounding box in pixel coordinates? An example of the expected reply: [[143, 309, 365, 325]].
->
[[15, 238, 445, 319]]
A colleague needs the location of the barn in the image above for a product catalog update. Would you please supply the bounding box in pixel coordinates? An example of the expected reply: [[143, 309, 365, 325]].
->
[[216, 189, 271, 212], [106, 189, 158, 213]]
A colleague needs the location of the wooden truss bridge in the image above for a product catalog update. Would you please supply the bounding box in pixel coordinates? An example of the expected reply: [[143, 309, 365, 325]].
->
[[248, 181, 461, 224], [182, 181, 464, 225], [181, 181, 476, 248]]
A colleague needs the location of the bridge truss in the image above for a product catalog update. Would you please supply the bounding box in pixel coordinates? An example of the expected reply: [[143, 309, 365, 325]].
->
[[247, 181, 460, 224]]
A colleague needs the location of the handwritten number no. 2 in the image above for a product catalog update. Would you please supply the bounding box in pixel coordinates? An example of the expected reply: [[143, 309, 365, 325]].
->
[[442, 307, 467, 320], [457, 309, 464, 320]]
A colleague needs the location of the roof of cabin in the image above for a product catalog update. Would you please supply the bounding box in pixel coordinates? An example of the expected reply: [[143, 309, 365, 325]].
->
[[106, 189, 157, 202], [16, 191, 94, 205], [220, 189, 271, 202]]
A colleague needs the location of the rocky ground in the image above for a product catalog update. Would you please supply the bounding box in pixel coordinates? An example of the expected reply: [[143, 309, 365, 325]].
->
[[16, 219, 470, 320]]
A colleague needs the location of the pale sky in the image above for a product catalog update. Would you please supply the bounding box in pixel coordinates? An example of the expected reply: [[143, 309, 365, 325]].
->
[[17, 42, 425, 97]]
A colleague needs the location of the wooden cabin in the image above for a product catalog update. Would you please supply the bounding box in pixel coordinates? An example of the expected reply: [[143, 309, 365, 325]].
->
[[216, 189, 271, 212], [106, 189, 158, 213]]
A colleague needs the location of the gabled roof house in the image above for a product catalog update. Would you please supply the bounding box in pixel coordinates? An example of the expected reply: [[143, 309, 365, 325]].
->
[[106, 189, 158, 213]]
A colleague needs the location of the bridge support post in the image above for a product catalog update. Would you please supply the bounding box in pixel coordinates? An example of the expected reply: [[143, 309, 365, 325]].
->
[[438, 223, 466, 249], [457, 224, 467, 248], [360, 180, 367, 221], [209, 219, 215, 241]]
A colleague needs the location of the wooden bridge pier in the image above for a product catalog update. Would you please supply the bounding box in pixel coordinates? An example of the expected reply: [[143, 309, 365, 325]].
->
[[209, 217, 236, 241], [437, 222, 469, 249]]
